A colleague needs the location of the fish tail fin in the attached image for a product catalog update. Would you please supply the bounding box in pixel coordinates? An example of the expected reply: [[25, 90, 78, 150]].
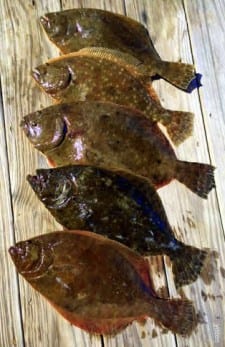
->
[[160, 109, 194, 145], [175, 161, 215, 198], [171, 243, 209, 288], [149, 297, 197, 335], [156, 60, 202, 92]]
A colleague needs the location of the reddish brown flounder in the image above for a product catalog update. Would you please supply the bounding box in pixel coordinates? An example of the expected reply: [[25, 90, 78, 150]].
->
[[27, 165, 210, 288], [40, 8, 200, 92], [9, 230, 197, 335], [21, 101, 215, 198], [32, 51, 194, 145]]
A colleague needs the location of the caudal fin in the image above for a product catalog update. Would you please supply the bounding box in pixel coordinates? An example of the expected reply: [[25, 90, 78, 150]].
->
[[155, 60, 202, 92], [175, 161, 215, 198], [171, 244, 209, 288], [149, 297, 197, 335], [160, 110, 194, 146]]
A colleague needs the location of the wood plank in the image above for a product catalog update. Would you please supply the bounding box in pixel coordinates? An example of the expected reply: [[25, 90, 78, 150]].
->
[[0, 81, 25, 347], [1, 0, 225, 346], [183, 0, 225, 234], [60, 1, 175, 346], [141, 1, 225, 346], [0, 0, 98, 346]]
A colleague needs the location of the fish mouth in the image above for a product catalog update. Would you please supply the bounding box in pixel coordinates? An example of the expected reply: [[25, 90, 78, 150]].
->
[[40, 15, 51, 30], [27, 174, 39, 186], [9, 246, 19, 257], [20, 116, 38, 140], [9, 245, 26, 262], [27, 172, 48, 193], [20, 117, 31, 137], [32, 68, 41, 83]]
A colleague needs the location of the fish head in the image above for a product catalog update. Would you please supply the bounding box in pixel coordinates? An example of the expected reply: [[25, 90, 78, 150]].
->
[[21, 109, 66, 152], [9, 238, 53, 279], [32, 62, 71, 95], [40, 11, 99, 52], [40, 13, 68, 39], [27, 168, 76, 209]]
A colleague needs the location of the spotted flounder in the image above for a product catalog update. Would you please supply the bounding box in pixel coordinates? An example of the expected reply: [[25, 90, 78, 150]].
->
[[32, 50, 194, 145], [28, 165, 210, 288], [21, 101, 215, 199], [40, 8, 201, 92], [9, 230, 197, 335]]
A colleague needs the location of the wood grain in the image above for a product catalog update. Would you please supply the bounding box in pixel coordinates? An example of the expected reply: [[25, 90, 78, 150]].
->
[[0, 0, 224, 346]]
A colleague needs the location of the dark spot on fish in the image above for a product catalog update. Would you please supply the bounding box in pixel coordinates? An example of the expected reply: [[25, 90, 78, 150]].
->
[[32, 0, 35, 6], [100, 114, 111, 122], [105, 86, 117, 95], [220, 267, 225, 278], [152, 328, 158, 338], [209, 113, 212, 117]]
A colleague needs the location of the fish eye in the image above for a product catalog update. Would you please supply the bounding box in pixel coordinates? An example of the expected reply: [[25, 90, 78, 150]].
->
[[35, 64, 72, 94], [45, 177, 75, 209], [24, 115, 66, 152], [47, 14, 68, 37], [30, 121, 38, 127], [55, 178, 72, 195], [75, 22, 83, 33], [18, 241, 53, 278]]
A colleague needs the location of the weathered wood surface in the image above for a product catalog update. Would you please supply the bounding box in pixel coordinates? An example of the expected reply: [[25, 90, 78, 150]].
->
[[0, 0, 224, 346]]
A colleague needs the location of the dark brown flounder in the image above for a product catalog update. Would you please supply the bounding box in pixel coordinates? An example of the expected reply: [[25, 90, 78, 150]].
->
[[32, 50, 194, 146], [27, 165, 210, 288], [9, 230, 197, 335], [21, 101, 215, 199], [40, 8, 201, 92]]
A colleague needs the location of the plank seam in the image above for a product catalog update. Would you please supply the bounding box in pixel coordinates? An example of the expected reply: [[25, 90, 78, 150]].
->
[[121, 3, 177, 344], [162, 257, 178, 347], [100, 334, 105, 347], [122, 0, 127, 16], [182, 0, 225, 240], [0, 76, 26, 347], [182, 0, 212, 159]]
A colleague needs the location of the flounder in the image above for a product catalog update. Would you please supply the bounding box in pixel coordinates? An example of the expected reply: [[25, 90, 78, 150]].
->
[[21, 101, 215, 198], [9, 230, 197, 335], [40, 8, 201, 92], [27, 165, 210, 288], [32, 50, 194, 145]]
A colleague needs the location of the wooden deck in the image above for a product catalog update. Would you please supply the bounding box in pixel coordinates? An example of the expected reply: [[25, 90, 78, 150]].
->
[[0, 0, 225, 346]]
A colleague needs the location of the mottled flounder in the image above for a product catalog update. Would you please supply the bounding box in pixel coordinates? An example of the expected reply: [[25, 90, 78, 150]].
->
[[27, 165, 210, 288], [21, 101, 215, 199], [40, 8, 201, 92], [9, 230, 197, 335], [32, 50, 194, 145]]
